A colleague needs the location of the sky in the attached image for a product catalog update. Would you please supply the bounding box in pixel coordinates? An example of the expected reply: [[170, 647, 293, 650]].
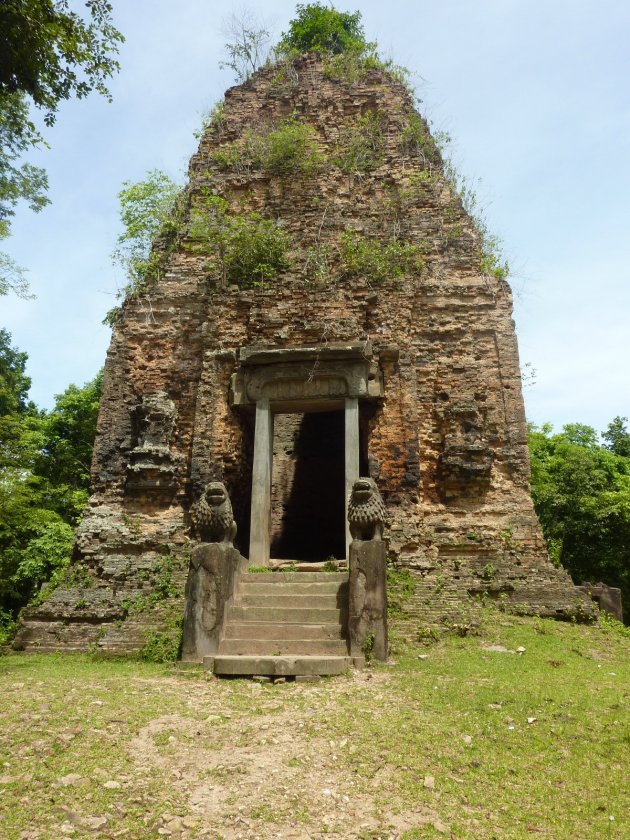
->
[[2, 0, 629, 435]]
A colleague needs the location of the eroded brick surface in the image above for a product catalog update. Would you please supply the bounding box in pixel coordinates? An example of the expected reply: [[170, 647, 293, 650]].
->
[[15, 56, 593, 654]]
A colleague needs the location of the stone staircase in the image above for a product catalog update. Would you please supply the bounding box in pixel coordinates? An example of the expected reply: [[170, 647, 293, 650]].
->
[[209, 570, 356, 677]]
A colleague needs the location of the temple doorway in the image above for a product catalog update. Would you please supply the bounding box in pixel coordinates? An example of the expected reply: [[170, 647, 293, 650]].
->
[[270, 410, 346, 561]]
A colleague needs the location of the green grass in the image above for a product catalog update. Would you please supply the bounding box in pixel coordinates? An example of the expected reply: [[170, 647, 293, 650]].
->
[[0, 612, 627, 838]]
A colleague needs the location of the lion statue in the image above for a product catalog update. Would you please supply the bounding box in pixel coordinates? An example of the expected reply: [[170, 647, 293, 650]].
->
[[348, 477, 387, 541], [190, 482, 237, 545]]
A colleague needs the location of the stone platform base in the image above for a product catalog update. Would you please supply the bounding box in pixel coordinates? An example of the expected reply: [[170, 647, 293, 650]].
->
[[205, 654, 361, 677]]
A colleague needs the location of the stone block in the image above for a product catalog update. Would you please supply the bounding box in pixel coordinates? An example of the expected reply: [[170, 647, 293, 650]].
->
[[348, 540, 388, 661], [181, 544, 247, 662]]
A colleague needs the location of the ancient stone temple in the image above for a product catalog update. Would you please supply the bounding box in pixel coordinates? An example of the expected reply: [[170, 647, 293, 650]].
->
[[16, 54, 592, 661]]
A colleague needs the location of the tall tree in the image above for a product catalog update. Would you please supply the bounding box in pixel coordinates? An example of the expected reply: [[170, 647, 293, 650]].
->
[[0, 331, 102, 642], [529, 422, 630, 619], [602, 416, 630, 458], [0, 1, 123, 296]]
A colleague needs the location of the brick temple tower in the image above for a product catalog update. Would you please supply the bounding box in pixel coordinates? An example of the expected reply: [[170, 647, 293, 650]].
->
[[16, 55, 591, 655]]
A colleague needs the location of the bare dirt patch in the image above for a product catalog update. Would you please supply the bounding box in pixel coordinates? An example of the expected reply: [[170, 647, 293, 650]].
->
[[129, 671, 446, 839]]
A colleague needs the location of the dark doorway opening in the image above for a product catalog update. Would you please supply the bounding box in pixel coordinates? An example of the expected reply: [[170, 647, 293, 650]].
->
[[270, 410, 345, 561]]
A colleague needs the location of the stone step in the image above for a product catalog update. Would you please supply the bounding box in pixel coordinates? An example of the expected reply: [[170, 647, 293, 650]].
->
[[209, 655, 355, 677], [240, 572, 348, 584], [219, 639, 349, 655], [227, 605, 344, 624], [235, 593, 344, 609], [239, 580, 346, 595], [223, 621, 346, 640]]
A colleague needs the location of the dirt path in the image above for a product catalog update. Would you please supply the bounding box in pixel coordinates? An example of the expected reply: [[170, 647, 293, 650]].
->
[[128, 670, 446, 839]]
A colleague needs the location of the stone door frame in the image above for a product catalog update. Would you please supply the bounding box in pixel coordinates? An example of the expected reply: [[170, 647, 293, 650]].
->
[[230, 343, 385, 565]]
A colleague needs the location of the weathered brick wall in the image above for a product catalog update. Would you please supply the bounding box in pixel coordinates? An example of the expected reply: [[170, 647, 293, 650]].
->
[[15, 55, 593, 653]]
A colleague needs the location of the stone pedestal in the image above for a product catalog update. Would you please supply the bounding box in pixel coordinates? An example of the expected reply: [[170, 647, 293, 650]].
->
[[348, 539, 388, 662], [181, 543, 246, 662]]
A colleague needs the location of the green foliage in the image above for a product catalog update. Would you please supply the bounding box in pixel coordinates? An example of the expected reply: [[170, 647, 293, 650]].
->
[[212, 118, 323, 177], [141, 616, 183, 663], [0, 1, 123, 297], [151, 555, 179, 600], [599, 612, 630, 638], [361, 631, 375, 662], [323, 51, 411, 89], [268, 58, 300, 93], [276, 5, 410, 92], [277, 3, 369, 57], [0, 332, 102, 641], [111, 170, 183, 304], [481, 563, 498, 581], [340, 230, 424, 283], [303, 242, 331, 282], [387, 562, 417, 618], [529, 422, 630, 618], [32, 371, 102, 492], [0, 328, 30, 416], [602, 416, 630, 457], [0, 1, 123, 124], [188, 193, 290, 288], [399, 111, 441, 165], [120, 556, 180, 615], [0, 92, 49, 297], [417, 625, 439, 643], [249, 118, 323, 175], [442, 159, 510, 281], [334, 111, 385, 173], [247, 565, 273, 574], [196, 100, 225, 139]]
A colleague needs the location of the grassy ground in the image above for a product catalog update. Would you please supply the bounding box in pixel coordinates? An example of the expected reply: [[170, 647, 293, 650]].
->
[[0, 611, 628, 839]]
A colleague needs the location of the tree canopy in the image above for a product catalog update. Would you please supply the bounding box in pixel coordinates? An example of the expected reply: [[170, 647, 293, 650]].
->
[[0, 1, 123, 296], [602, 416, 630, 458], [529, 422, 630, 618], [0, 1, 123, 124], [0, 330, 102, 643], [277, 3, 369, 56]]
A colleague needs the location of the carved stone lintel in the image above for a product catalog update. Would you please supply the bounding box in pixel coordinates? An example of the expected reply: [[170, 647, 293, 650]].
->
[[231, 343, 385, 409]]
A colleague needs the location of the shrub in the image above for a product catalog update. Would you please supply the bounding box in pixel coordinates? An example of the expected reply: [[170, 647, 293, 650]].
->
[[387, 563, 417, 618], [334, 111, 385, 173], [340, 230, 424, 283], [248, 118, 323, 175], [303, 242, 331, 282], [141, 618, 183, 663], [196, 100, 225, 139], [188, 194, 291, 288], [212, 118, 323, 177], [400, 111, 440, 165], [323, 51, 411, 90], [107, 170, 185, 323]]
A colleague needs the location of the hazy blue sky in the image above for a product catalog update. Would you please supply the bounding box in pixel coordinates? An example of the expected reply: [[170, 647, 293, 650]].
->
[[2, 1, 628, 434]]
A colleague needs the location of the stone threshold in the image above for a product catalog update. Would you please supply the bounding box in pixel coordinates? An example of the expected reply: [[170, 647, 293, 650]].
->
[[205, 654, 363, 677]]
